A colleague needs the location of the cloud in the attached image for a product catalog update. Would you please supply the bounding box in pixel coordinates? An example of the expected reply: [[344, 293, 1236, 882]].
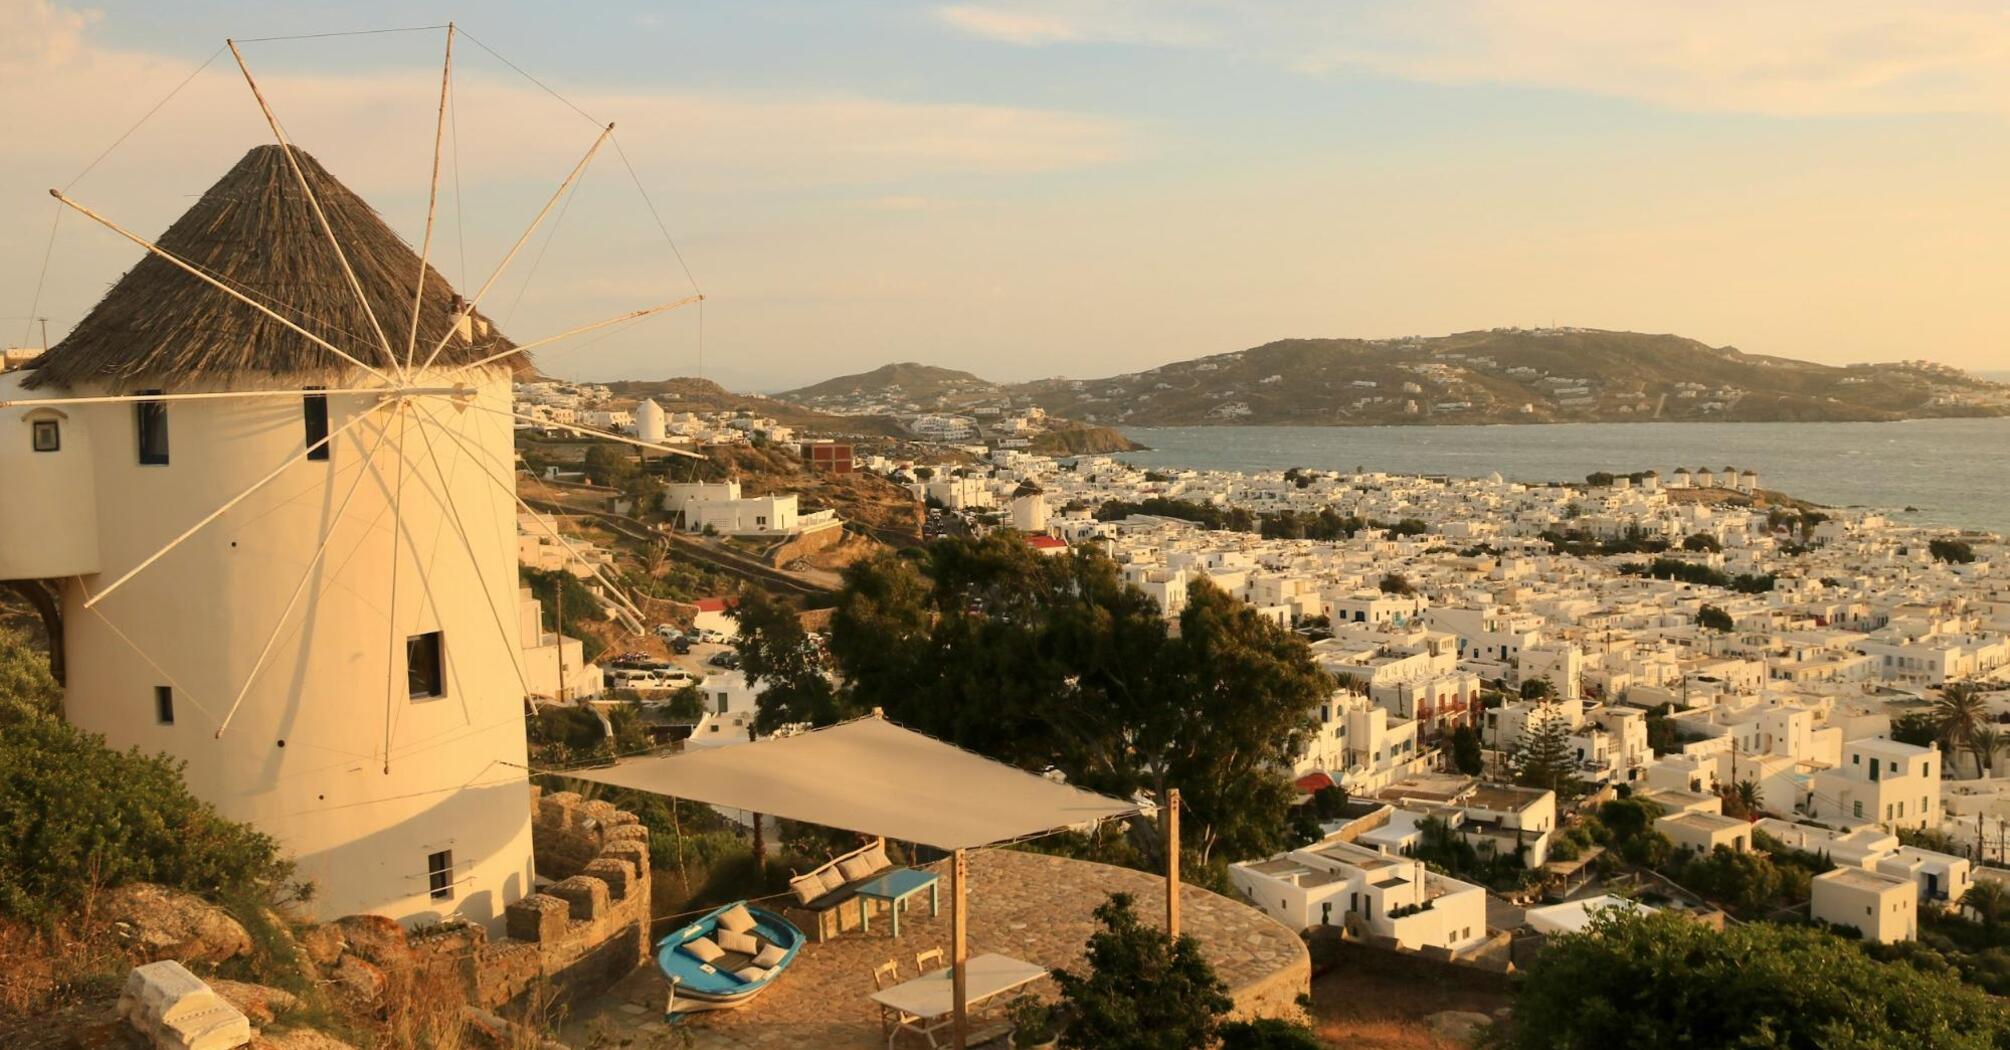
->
[[934, 0, 2010, 117], [934, 5, 1083, 45]]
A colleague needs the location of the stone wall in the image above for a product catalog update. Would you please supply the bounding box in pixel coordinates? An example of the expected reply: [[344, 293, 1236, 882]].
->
[[421, 788, 654, 1011]]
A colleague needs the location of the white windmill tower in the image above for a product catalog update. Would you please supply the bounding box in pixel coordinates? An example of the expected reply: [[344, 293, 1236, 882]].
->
[[0, 28, 700, 933]]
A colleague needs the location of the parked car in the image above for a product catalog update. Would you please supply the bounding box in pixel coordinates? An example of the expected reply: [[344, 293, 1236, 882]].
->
[[696, 628, 729, 645], [671, 637, 693, 655], [655, 624, 686, 642], [708, 651, 740, 669]]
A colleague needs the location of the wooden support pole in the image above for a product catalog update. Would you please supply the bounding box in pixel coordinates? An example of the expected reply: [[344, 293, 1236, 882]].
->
[[1166, 787, 1182, 940], [952, 848, 969, 1050]]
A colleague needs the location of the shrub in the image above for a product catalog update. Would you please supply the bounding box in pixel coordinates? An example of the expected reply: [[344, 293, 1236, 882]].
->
[[0, 708, 291, 922], [1054, 892, 1231, 1050]]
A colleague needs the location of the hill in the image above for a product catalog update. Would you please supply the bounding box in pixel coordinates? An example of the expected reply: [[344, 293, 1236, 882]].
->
[[781, 362, 1002, 409], [1008, 329, 2010, 426]]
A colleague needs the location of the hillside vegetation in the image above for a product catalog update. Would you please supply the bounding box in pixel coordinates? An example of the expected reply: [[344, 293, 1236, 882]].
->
[[780, 329, 2010, 428]]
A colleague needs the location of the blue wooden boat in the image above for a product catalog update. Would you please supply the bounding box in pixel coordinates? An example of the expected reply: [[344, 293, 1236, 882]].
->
[[657, 901, 806, 1014]]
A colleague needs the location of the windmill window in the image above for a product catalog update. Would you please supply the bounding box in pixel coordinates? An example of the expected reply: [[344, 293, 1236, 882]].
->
[[31, 419, 59, 452], [407, 631, 445, 700], [303, 389, 329, 461], [135, 391, 169, 465], [154, 685, 174, 725], [427, 849, 454, 901]]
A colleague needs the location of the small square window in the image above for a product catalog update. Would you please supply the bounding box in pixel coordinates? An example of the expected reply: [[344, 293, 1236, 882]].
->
[[31, 419, 59, 452], [154, 685, 174, 725], [427, 849, 454, 901], [407, 631, 445, 700]]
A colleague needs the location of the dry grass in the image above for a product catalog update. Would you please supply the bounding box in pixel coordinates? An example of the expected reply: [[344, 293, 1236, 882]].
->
[[1306, 953, 1510, 1050]]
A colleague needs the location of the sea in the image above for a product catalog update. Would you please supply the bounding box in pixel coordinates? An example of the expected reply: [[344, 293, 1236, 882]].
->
[[1111, 418, 2010, 535]]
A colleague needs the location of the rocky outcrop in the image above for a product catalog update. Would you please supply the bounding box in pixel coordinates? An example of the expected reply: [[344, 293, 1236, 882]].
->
[[206, 980, 298, 1025], [100, 884, 252, 965]]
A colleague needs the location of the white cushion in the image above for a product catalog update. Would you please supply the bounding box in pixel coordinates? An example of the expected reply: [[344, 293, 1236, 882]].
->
[[754, 943, 788, 968], [816, 866, 848, 894], [683, 937, 725, 964], [862, 842, 891, 872], [837, 855, 875, 883], [717, 903, 757, 934], [789, 874, 823, 906], [717, 928, 759, 956], [734, 965, 769, 983]]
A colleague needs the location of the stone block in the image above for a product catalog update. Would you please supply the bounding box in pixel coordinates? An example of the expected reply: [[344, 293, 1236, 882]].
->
[[119, 961, 252, 1050], [583, 858, 633, 901], [603, 839, 650, 880], [549, 875, 610, 922], [505, 894, 569, 943]]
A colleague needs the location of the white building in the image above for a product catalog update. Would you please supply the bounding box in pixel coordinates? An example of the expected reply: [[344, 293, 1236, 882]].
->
[[663, 480, 802, 536], [1811, 867, 1917, 943], [634, 399, 666, 444], [1229, 838, 1488, 952], [1808, 738, 1942, 830]]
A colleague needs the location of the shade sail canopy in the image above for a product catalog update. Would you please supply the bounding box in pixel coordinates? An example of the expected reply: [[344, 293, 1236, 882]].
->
[[562, 715, 1143, 850]]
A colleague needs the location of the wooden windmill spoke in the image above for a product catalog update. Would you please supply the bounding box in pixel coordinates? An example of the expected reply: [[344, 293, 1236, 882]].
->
[[458, 294, 703, 372], [0, 384, 450, 411], [381, 406, 409, 774], [419, 411, 648, 630], [460, 399, 707, 460], [406, 23, 456, 372], [213, 410, 399, 737], [49, 189, 395, 385], [415, 122, 616, 375], [85, 400, 391, 610], [409, 402, 538, 702], [228, 41, 400, 375]]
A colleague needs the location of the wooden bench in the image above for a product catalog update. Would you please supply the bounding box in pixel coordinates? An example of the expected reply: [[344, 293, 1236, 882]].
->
[[779, 838, 896, 942]]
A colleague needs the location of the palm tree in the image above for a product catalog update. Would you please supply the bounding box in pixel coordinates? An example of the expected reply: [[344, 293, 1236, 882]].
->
[[1934, 681, 1990, 778], [1975, 725, 2003, 778], [1962, 880, 2010, 929], [1730, 779, 1763, 820]]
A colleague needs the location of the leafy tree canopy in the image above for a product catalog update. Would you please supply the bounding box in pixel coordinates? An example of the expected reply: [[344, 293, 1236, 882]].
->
[[1053, 892, 1232, 1050], [1507, 910, 2010, 1049]]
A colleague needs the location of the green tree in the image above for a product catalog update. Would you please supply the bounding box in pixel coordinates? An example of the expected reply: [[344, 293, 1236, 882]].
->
[[1695, 604, 1735, 633], [1513, 701, 1580, 800], [1378, 572, 1416, 596], [1682, 533, 1723, 553], [583, 442, 640, 489], [1450, 724, 1485, 775], [1053, 892, 1232, 1050], [1931, 538, 1978, 564], [1519, 678, 1554, 701], [731, 588, 848, 733], [829, 537, 1323, 865], [1508, 910, 2010, 1049]]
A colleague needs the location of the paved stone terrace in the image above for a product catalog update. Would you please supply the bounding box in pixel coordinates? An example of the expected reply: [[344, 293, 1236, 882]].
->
[[559, 848, 1309, 1049]]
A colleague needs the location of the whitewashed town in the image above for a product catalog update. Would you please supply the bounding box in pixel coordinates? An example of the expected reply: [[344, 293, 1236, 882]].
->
[[12, 8, 2010, 1050]]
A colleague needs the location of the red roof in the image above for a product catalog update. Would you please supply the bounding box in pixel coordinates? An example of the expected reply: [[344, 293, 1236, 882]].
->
[[1295, 773, 1335, 794], [694, 597, 733, 613], [1026, 535, 1067, 550]]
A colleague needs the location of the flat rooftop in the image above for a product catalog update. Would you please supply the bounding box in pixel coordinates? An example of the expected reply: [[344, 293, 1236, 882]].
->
[[1817, 866, 1911, 893], [1658, 811, 1748, 833]]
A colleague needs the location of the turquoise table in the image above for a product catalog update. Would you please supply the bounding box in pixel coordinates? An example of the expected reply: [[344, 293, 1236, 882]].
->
[[855, 867, 941, 938]]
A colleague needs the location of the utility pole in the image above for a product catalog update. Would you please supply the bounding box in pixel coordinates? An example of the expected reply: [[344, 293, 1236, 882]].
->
[[1166, 788, 1183, 940]]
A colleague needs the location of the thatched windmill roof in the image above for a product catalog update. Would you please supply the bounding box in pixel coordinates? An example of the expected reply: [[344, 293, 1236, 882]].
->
[[28, 145, 525, 389]]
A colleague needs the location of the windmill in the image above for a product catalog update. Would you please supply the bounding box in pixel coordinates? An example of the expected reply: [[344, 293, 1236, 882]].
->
[[0, 26, 701, 932]]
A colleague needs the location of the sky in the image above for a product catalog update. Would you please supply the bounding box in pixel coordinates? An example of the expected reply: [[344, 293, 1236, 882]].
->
[[3, 1, 2008, 391]]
